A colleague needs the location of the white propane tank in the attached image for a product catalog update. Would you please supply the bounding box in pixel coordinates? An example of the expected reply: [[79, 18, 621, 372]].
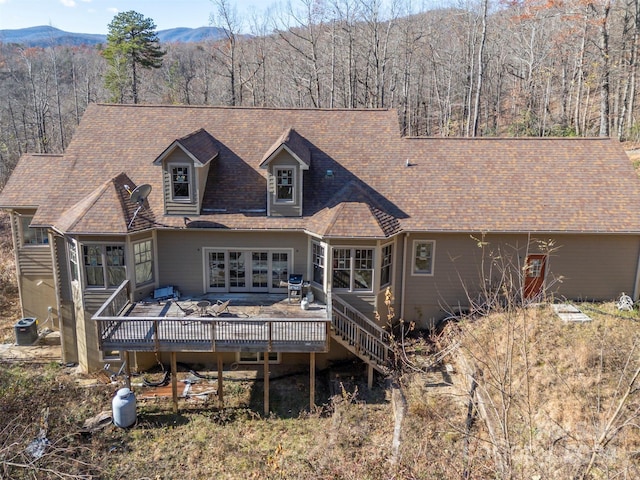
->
[[112, 387, 136, 428], [301, 297, 309, 310], [306, 291, 314, 303]]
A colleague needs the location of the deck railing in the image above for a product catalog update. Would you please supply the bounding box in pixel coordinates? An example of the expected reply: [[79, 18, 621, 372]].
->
[[331, 295, 392, 367], [93, 283, 331, 354], [94, 316, 330, 353]]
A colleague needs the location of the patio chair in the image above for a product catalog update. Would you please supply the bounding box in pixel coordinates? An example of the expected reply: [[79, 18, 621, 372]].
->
[[211, 299, 230, 317]]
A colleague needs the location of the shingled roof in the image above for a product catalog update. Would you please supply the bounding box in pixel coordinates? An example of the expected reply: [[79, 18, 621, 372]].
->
[[153, 128, 219, 166], [1, 103, 640, 236], [260, 127, 311, 169]]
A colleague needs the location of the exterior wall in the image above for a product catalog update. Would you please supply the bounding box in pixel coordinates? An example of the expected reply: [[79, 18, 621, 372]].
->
[[267, 151, 302, 217], [52, 234, 77, 363], [403, 232, 529, 328], [10, 211, 57, 328], [402, 232, 640, 329], [161, 149, 200, 216], [533, 234, 640, 301], [156, 230, 310, 296]]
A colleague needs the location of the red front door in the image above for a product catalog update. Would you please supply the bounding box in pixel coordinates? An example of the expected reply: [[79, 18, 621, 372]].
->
[[524, 254, 547, 299]]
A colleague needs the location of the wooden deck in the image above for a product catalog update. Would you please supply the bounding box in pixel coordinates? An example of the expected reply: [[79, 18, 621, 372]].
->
[[94, 289, 331, 354]]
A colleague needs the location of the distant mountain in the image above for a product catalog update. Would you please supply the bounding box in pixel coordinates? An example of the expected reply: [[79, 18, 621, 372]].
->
[[0, 25, 228, 47]]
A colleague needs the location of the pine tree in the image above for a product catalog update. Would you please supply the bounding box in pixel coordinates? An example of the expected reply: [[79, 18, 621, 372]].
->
[[102, 10, 165, 104]]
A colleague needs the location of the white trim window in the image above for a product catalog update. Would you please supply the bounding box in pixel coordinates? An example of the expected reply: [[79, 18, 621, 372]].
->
[[413, 240, 435, 276], [332, 247, 374, 291], [83, 244, 126, 288], [380, 243, 393, 287], [67, 239, 80, 283], [312, 241, 325, 286], [170, 164, 191, 201], [237, 352, 280, 364], [18, 215, 48, 246], [275, 167, 294, 202], [133, 239, 154, 286]]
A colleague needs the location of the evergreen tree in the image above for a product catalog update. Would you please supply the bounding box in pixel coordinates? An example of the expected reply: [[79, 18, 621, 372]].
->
[[102, 10, 165, 104]]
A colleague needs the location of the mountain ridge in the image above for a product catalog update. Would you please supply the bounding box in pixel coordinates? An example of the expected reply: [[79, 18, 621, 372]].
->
[[0, 25, 227, 47]]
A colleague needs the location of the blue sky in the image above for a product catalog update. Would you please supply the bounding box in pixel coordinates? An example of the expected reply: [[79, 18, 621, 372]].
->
[[0, 0, 277, 34]]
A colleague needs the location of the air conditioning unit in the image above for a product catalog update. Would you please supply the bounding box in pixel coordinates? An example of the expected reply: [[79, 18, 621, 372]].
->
[[14, 318, 38, 345]]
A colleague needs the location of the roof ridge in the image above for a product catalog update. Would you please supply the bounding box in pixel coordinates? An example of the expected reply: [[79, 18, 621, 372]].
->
[[93, 103, 393, 113]]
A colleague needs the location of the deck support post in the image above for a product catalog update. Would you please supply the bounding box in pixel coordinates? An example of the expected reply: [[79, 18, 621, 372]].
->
[[217, 353, 224, 408], [264, 353, 269, 416], [170, 352, 178, 414], [367, 364, 374, 389], [123, 351, 131, 390], [310, 352, 316, 410]]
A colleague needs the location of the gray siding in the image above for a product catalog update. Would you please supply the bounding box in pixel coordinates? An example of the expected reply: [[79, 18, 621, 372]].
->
[[12, 212, 53, 276], [161, 150, 200, 216], [538, 234, 640, 301], [402, 232, 640, 329], [157, 230, 310, 295], [403, 233, 529, 328]]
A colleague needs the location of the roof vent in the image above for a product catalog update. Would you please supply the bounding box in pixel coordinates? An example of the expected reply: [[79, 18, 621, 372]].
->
[[326, 169, 334, 178]]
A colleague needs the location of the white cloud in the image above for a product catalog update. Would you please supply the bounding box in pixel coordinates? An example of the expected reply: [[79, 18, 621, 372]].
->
[[60, 0, 77, 6], [107, 7, 118, 14]]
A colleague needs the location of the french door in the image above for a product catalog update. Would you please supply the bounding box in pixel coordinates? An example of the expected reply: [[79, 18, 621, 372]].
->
[[206, 249, 291, 293]]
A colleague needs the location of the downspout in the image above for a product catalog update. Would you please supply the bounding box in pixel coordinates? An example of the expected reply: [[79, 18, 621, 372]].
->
[[400, 233, 408, 320]]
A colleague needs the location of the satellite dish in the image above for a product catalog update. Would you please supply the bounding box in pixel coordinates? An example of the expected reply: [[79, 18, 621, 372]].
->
[[124, 183, 152, 229], [130, 184, 152, 205]]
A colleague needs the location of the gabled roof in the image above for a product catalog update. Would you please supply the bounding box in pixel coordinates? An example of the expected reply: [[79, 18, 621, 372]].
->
[[259, 127, 311, 169], [153, 128, 219, 166], [2, 103, 640, 237]]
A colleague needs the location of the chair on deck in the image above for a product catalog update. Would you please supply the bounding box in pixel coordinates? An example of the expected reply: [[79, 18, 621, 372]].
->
[[210, 299, 230, 316]]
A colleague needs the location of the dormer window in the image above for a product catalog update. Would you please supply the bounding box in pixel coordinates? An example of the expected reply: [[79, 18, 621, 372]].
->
[[276, 168, 294, 202], [171, 165, 191, 201]]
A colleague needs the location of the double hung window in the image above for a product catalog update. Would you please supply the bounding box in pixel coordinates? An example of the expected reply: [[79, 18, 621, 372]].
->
[[19, 215, 48, 246], [171, 165, 191, 200], [332, 248, 374, 291], [275, 168, 294, 202], [133, 240, 153, 285], [413, 241, 435, 275], [83, 244, 126, 288]]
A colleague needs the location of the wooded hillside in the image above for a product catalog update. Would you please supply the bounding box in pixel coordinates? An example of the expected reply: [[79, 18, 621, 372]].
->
[[0, 0, 637, 186]]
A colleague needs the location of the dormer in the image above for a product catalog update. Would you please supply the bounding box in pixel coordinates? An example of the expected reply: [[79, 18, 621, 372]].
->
[[153, 128, 219, 216], [259, 127, 311, 217]]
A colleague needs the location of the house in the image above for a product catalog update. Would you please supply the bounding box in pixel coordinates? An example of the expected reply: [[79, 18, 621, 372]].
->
[[2, 104, 640, 404]]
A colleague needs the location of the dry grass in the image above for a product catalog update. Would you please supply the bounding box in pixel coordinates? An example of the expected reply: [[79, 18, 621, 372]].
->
[[450, 304, 640, 479]]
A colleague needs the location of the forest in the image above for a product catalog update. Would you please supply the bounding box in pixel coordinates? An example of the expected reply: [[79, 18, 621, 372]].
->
[[0, 0, 637, 186]]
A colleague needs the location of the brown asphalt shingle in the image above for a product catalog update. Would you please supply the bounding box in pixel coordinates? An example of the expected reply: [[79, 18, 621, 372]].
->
[[2, 104, 640, 236]]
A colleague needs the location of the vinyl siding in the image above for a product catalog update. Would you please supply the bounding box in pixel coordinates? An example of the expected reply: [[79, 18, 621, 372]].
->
[[402, 232, 640, 329], [403, 233, 530, 328], [156, 230, 310, 296], [536, 234, 640, 301], [162, 150, 200, 216]]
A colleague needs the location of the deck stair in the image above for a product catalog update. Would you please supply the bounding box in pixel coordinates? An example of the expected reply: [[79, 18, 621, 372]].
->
[[331, 295, 393, 374]]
